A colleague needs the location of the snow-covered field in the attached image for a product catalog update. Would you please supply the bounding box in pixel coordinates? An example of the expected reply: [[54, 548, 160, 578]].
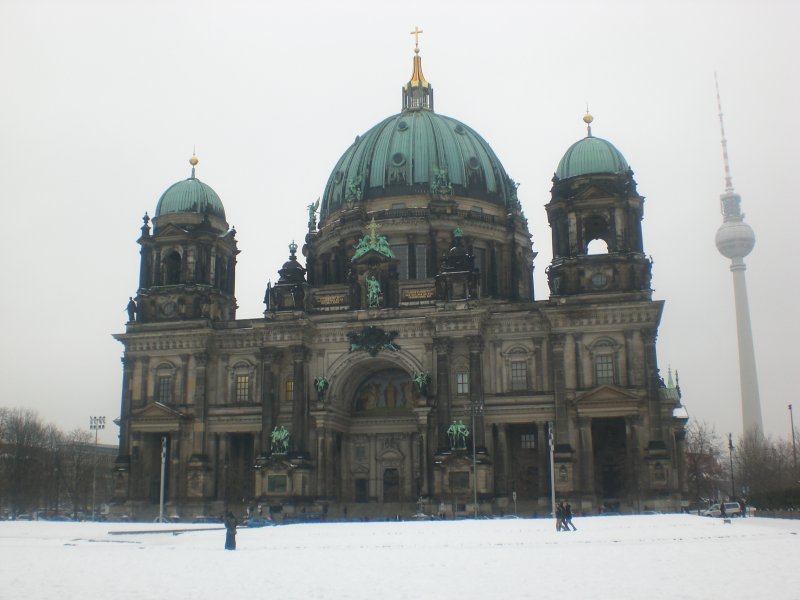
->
[[1, 514, 797, 599]]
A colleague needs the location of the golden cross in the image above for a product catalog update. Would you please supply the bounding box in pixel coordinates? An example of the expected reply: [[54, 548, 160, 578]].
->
[[410, 26, 423, 51]]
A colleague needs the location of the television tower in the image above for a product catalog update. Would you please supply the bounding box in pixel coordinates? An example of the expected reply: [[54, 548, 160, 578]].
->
[[713, 75, 764, 436]]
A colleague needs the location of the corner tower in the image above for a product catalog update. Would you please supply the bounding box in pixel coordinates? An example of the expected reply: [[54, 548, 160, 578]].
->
[[546, 114, 651, 299], [713, 77, 764, 436], [132, 156, 239, 323]]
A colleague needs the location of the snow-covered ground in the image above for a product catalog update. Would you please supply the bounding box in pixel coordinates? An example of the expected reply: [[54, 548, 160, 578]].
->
[[1, 514, 797, 599]]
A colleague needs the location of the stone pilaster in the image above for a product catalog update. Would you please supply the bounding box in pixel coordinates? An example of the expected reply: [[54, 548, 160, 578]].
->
[[291, 346, 309, 457], [468, 336, 486, 450], [434, 337, 452, 451], [119, 356, 134, 456], [550, 334, 570, 445], [259, 348, 280, 455], [577, 417, 594, 501]]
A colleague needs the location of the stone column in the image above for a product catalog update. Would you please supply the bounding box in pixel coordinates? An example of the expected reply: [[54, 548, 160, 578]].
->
[[497, 424, 510, 496], [404, 435, 414, 499], [316, 427, 327, 497], [193, 352, 208, 455], [574, 334, 584, 390], [550, 334, 569, 443], [119, 356, 134, 456], [325, 430, 336, 499], [139, 356, 149, 406], [577, 417, 594, 502], [434, 337, 452, 451], [533, 338, 544, 392], [468, 336, 486, 450], [259, 348, 279, 455], [641, 328, 663, 442], [291, 346, 309, 457], [626, 416, 642, 510], [369, 435, 377, 501], [674, 429, 688, 498], [624, 330, 634, 387]]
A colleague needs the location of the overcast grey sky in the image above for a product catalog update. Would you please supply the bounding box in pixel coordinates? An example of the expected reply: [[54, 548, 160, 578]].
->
[[1, 0, 797, 445]]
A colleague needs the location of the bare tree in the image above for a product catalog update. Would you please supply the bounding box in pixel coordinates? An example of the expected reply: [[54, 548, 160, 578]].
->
[[60, 428, 94, 517], [735, 430, 795, 503], [0, 408, 49, 516], [684, 420, 725, 503]]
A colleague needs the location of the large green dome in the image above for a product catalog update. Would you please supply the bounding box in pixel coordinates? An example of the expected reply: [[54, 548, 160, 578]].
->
[[155, 173, 226, 220], [556, 134, 629, 180], [320, 110, 517, 220]]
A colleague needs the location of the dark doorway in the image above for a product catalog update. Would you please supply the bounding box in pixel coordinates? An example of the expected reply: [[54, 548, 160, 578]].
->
[[592, 418, 627, 500], [226, 434, 255, 503], [509, 424, 539, 499], [383, 468, 400, 502], [354, 479, 368, 503]]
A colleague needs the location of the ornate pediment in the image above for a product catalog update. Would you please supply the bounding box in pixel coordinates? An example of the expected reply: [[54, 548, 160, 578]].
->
[[130, 402, 187, 432], [153, 223, 190, 237], [574, 385, 640, 416]]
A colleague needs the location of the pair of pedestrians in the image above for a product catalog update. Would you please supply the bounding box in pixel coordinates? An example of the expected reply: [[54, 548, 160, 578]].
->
[[556, 500, 577, 531]]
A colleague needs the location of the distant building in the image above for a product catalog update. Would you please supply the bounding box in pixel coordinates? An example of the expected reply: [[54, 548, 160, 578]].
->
[[112, 44, 687, 518]]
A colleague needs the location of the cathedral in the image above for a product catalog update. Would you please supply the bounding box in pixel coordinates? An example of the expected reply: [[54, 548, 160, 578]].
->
[[112, 40, 688, 520]]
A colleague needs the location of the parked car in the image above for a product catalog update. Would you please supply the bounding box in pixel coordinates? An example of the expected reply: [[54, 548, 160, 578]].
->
[[701, 502, 742, 517], [242, 517, 275, 528]]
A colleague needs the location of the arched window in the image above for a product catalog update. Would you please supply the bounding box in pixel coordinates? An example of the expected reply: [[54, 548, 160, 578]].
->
[[153, 362, 177, 404], [587, 239, 609, 255], [165, 251, 182, 285], [589, 337, 620, 386]]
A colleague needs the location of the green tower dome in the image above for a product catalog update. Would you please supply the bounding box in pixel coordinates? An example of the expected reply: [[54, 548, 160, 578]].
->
[[154, 157, 226, 220], [319, 53, 517, 220], [555, 116, 629, 179]]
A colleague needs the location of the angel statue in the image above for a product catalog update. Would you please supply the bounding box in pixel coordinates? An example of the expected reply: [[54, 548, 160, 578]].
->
[[412, 371, 431, 397], [307, 198, 320, 230], [270, 426, 290, 455], [314, 376, 329, 399]]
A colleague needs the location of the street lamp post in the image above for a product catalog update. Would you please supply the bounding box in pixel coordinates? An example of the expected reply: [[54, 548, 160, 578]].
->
[[89, 416, 105, 520], [790, 404, 797, 475], [464, 398, 484, 518], [728, 433, 736, 502], [548, 422, 556, 520], [157, 435, 167, 523]]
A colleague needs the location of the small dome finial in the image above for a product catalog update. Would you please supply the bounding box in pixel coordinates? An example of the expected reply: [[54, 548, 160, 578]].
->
[[189, 153, 199, 178], [583, 107, 594, 137]]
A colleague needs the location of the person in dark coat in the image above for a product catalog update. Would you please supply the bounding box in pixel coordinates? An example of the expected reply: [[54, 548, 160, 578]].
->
[[555, 501, 565, 531], [564, 502, 577, 531], [224, 511, 237, 550]]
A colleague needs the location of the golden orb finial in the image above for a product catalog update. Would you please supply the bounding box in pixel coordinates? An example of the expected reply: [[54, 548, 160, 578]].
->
[[189, 154, 199, 166], [583, 113, 594, 124]]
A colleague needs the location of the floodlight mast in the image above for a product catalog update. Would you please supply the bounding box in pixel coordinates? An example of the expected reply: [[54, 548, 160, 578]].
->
[[548, 423, 556, 519]]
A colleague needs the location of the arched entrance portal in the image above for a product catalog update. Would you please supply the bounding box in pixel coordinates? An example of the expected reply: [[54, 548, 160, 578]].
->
[[341, 366, 424, 504]]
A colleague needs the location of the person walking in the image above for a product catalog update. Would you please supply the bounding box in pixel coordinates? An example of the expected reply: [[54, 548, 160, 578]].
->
[[564, 502, 577, 531], [555, 501, 565, 531], [224, 511, 237, 550]]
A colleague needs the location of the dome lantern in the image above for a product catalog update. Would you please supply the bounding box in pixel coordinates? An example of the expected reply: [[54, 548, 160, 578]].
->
[[402, 26, 433, 112]]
